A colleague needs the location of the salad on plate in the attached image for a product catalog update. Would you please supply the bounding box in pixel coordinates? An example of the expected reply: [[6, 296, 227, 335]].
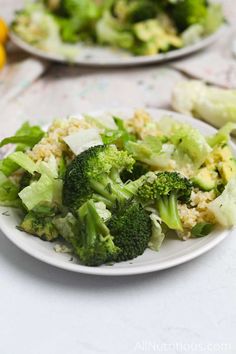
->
[[0, 110, 236, 267], [11, 0, 224, 59]]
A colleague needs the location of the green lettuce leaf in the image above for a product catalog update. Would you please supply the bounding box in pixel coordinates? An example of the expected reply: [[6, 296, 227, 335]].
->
[[0, 122, 44, 151], [207, 122, 236, 147], [208, 178, 236, 227], [102, 116, 136, 148], [0, 157, 19, 177], [126, 135, 174, 169], [19, 174, 62, 211], [7, 152, 37, 174], [37, 155, 58, 178], [53, 212, 78, 244], [148, 213, 165, 251], [172, 80, 236, 129], [158, 117, 211, 167]]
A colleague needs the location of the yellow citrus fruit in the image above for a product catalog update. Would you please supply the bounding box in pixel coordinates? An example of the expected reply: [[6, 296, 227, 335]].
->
[[0, 44, 6, 69], [0, 18, 8, 44]]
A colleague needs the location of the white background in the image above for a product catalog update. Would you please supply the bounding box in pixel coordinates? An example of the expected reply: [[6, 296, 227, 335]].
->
[[0, 1, 236, 353], [1, 231, 235, 354]]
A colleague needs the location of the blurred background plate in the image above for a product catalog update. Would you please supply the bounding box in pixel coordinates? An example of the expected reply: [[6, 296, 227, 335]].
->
[[10, 26, 226, 67], [0, 108, 232, 276]]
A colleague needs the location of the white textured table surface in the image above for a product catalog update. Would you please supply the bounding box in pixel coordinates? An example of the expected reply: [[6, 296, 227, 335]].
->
[[0, 1, 236, 353]]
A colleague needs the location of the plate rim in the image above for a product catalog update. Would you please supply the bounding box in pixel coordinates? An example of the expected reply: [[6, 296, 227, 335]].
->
[[10, 25, 226, 67], [0, 108, 233, 276]]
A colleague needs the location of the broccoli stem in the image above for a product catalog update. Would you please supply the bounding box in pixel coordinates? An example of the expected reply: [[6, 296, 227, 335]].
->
[[75, 199, 121, 266], [109, 168, 123, 185], [85, 212, 96, 246], [124, 176, 144, 195], [87, 200, 110, 236], [92, 193, 114, 208], [79, 200, 110, 247], [90, 176, 133, 206], [156, 193, 183, 231]]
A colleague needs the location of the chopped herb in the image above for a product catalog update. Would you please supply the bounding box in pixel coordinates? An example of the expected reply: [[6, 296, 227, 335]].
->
[[2, 210, 10, 216]]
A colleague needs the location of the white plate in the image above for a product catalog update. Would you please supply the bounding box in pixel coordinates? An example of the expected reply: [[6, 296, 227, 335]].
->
[[0, 109, 232, 276], [10, 26, 225, 67]]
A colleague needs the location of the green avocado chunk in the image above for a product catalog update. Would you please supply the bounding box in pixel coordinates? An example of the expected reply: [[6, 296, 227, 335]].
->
[[216, 146, 236, 184], [192, 167, 217, 191]]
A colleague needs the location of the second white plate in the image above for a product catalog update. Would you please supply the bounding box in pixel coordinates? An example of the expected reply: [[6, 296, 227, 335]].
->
[[10, 26, 226, 67]]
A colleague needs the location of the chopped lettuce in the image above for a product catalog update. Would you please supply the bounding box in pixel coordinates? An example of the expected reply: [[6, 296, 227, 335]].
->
[[101, 116, 136, 148], [171, 124, 211, 167], [37, 155, 58, 178], [208, 178, 236, 227], [19, 174, 62, 210], [158, 117, 212, 167], [63, 128, 103, 155], [172, 80, 206, 116], [172, 81, 236, 128], [126, 135, 175, 169], [0, 157, 19, 177], [148, 213, 165, 251], [7, 152, 36, 174], [84, 114, 117, 130], [207, 123, 236, 147], [53, 212, 78, 244], [0, 122, 44, 178], [0, 122, 44, 151]]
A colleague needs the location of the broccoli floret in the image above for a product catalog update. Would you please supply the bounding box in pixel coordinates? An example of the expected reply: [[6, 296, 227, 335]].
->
[[107, 200, 152, 261], [113, 0, 161, 23], [121, 161, 149, 182], [19, 205, 59, 241], [63, 145, 143, 210], [138, 172, 192, 231], [55, 199, 151, 265], [76, 200, 121, 266], [56, 17, 81, 43], [49, 0, 101, 43], [56, 0, 100, 20], [171, 0, 207, 31]]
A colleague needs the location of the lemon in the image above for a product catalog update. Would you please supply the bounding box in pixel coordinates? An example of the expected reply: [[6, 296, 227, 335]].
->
[[0, 44, 6, 69], [0, 18, 8, 44]]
